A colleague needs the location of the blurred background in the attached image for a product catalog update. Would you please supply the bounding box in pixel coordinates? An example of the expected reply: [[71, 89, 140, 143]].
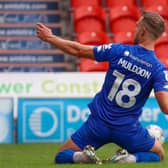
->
[[0, 0, 168, 144]]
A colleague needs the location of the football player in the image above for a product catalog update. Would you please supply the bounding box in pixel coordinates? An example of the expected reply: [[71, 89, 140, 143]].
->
[[36, 11, 168, 164]]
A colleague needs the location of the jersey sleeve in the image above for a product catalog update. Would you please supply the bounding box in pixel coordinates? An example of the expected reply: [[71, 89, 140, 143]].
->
[[153, 68, 168, 92], [93, 43, 122, 62]]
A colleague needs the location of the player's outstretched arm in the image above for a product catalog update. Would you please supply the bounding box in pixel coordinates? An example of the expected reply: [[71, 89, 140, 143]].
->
[[36, 23, 94, 59], [155, 91, 168, 115]]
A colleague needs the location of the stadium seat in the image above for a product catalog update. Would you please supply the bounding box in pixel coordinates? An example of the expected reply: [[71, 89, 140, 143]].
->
[[113, 31, 135, 44], [109, 5, 140, 33], [73, 6, 106, 33], [146, 4, 168, 32], [155, 32, 168, 60], [77, 31, 110, 72], [146, 5, 168, 32], [145, 4, 168, 20], [79, 59, 109, 72], [141, 0, 168, 8], [71, 0, 101, 8], [159, 57, 168, 68], [77, 31, 110, 45], [106, 0, 136, 8]]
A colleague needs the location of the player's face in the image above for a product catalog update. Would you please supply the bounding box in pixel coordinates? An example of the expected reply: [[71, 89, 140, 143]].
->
[[134, 17, 144, 44]]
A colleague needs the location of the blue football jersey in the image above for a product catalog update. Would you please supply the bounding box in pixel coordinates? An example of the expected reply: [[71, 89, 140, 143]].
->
[[88, 43, 168, 128]]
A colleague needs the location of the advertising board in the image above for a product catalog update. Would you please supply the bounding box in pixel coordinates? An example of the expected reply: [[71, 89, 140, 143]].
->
[[0, 98, 14, 143], [17, 97, 168, 143], [18, 98, 90, 143]]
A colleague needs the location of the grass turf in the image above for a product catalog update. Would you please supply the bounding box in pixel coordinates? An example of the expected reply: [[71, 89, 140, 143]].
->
[[0, 143, 168, 168]]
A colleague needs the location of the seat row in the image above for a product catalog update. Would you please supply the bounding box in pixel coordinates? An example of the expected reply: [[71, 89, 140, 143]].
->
[[72, 4, 168, 34], [71, 0, 168, 8], [70, 0, 168, 71], [77, 30, 168, 71]]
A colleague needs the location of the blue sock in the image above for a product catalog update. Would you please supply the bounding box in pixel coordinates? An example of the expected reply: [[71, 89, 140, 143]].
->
[[134, 152, 160, 162], [55, 149, 75, 164]]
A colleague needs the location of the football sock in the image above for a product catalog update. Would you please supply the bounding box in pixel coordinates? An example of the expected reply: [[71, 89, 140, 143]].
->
[[73, 151, 93, 163], [134, 152, 160, 162], [55, 150, 92, 164], [55, 149, 75, 164]]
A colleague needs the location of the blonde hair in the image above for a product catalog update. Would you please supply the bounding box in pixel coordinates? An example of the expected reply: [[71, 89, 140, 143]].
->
[[141, 10, 165, 40]]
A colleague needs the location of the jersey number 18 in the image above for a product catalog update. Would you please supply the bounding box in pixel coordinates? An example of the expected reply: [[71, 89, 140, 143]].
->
[[108, 70, 141, 108]]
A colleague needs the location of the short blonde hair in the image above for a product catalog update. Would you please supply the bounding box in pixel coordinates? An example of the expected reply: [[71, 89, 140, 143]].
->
[[141, 10, 165, 40]]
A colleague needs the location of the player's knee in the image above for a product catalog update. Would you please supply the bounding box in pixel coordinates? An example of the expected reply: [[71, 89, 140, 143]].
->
[[156, 144, 165, 161], [151, 140, 165, 161], [158, 149, 165, 161]]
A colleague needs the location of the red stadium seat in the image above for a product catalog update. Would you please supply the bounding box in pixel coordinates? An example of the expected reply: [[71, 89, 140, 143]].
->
[[106, 0, 136, 7], [77, 31, 110, 72], [146, 9, 168, 34], [77, 31, 110, 45], [79, 59, 109, 72], [141, 0, 168, 8], [113, 31, 135, 44], [109, 5, 140, 33], [71, 0, 101, 8], [159, 57, 168, 68], [74, 6, 106, 33], [145, 5, 168, 20], [155, 32, 168, 60]]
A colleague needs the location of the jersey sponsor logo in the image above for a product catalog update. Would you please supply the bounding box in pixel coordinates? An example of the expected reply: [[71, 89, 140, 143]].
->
[[118, 58, 151, 79], [124, 51, 130, 57], [123, 50, 152, 68]]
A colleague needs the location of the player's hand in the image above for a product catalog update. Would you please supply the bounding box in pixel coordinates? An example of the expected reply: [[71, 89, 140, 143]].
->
[[36, 23, 54, 42]]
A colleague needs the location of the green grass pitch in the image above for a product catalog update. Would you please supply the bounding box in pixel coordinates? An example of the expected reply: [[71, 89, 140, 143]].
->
[[0, 143, 168, 168]]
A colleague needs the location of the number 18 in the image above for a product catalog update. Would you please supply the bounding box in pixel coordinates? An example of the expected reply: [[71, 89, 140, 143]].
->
[[108, 70, 141, 108]]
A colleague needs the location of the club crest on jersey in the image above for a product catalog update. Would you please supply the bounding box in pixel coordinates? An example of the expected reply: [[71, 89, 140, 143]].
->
[[97, 44, 112, 52], [164, 85, 168, 89], [164, 70, 168, 81]]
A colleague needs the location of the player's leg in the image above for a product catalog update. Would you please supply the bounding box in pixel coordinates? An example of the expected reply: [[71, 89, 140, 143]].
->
[[116, 140, 165, 163], [104, 146, 162, 163], [57, 137, 81, 152], [128, 139, 164, 163], [132, 128, 165, 163], [55, 115, 109, 164], [104, 124, 164, 163], [55, 138, 97, 164], [149, 139, 165, 161]]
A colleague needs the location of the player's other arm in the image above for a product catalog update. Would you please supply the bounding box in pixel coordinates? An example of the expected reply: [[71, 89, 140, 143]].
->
[[36, 23, 94, 59], [155, 92, 168, 115]]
